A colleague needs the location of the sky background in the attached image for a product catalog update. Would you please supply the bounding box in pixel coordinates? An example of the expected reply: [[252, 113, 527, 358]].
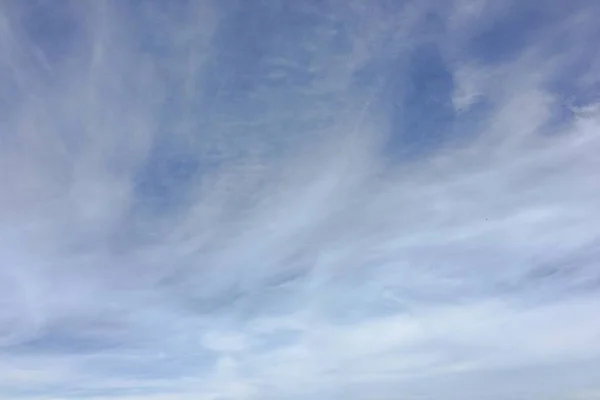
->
[[1, 0, 600, 399]]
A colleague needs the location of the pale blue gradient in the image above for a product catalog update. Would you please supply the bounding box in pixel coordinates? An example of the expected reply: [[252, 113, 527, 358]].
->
[[1, 1, 600, 399]]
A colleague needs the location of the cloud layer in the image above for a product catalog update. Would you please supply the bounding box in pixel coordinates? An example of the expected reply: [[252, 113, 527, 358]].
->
[[1, 0, 600, 399]]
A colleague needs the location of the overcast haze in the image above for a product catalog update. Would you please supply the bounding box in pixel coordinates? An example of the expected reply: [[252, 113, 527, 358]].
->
[[1, 0, 600, 399]]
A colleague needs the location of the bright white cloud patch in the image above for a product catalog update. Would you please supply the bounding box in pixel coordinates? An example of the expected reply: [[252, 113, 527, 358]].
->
[[1, 1, 600, 399]]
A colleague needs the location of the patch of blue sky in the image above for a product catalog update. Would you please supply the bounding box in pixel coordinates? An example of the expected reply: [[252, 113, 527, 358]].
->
[[133, 144, 200, 214], [385, 42, 456, 159]]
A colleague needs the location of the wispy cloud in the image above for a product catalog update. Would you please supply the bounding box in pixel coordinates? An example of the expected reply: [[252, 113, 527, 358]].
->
[[1, 0, 600, 399]]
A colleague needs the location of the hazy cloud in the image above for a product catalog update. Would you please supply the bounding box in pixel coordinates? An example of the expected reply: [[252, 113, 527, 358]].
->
[[1, 0, 600, 399]]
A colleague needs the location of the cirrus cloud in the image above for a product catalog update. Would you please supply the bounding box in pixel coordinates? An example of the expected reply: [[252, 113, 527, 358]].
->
[[1, 0, 600, 399]]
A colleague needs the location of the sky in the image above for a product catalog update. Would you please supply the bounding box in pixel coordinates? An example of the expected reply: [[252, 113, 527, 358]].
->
[[1, 0, 600, 399]]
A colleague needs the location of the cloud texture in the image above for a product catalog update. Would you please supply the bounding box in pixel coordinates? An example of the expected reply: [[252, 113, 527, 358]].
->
[[1, 0, 600, 399]]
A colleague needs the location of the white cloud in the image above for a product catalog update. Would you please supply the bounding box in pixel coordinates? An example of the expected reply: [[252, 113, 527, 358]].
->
[[1, 0, 600, 399]]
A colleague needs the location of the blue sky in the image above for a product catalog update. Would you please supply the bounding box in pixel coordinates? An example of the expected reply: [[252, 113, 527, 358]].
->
[[1, 0, 600, 399]]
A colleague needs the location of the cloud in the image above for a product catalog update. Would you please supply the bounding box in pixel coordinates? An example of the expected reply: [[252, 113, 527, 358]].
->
[[1, 0, 600, 399]]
